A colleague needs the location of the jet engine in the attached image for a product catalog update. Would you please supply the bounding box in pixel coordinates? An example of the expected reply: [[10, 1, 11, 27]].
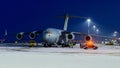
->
[[29, 31, 38, 39], [66, 33, 75, 40], [16, 32, 25, 40], [85, 35, 92, 41]]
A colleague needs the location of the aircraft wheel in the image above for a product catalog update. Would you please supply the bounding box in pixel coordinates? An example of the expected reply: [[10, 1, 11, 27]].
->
[[61, 44, 65, 47], [44, 44, 48, 47], [93, 46, 98, 50], [62, 44, 68, 47], [44, 45, 48, 47], [57, 45, 62, 48], [29, 45, 33, 47], [80, 45, 85, 48], [47, 44, 52, 47], [83, 46, 88, 49]]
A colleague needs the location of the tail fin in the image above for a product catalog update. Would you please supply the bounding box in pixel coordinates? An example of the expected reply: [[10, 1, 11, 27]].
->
[[63, 14, 87, 31], [63, 14, 69, 31]]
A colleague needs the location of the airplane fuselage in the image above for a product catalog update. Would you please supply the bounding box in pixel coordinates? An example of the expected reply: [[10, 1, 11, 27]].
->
[[42, 28, 63, 44]]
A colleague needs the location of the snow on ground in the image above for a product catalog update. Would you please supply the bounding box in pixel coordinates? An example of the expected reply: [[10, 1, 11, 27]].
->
[[0, 44, 120, 68]]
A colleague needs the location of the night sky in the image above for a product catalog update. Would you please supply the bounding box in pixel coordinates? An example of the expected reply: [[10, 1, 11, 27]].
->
[[0, 0, 120, 40]]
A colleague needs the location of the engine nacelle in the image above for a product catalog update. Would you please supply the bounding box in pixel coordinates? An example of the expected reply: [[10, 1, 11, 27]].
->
[[29, 31, 38, 39], [16, 32, 25, 40], [67, 33, 75, 40], [85, 35, 92, 41]]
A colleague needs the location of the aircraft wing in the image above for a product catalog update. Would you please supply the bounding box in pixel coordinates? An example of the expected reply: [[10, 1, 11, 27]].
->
[[62, 31, 113, 39], [74, 32, 113, 39], [62, 31, 87, 36], [74, 32, 114, 39]]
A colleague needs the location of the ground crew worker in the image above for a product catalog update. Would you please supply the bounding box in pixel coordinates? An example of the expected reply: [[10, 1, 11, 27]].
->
[[15, 41, 18, 45], [68, 42, 74, 48], [79, 43, 82, 48]]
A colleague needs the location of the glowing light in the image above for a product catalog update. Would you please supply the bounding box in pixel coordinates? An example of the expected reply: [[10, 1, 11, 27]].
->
[[113, 31, 118, 37], [114, 31, 117, 34], [113, 34, 116, 36], [96, 29, 99, 33], [86, 18, 91, 34], [93, 25, 96, 29], [86, 40, 94, 47], [87, 18, 91, 23]]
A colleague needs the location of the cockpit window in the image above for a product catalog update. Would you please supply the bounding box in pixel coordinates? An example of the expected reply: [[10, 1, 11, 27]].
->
[[44, 31, 53, 34]]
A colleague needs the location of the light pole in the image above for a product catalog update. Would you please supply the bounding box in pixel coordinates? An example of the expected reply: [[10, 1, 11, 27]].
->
[[87, 18, 91, 34], [96, 29, 99, 43], [92, 25, 96, 43], [93, 25, 96, 35], [113, 31, 118, 44], [96, 29, 99, 35], [113, 31, 118, 38]]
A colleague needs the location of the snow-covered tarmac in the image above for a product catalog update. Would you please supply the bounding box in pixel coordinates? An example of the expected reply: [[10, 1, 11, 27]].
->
[[0, 44, 120, 68]]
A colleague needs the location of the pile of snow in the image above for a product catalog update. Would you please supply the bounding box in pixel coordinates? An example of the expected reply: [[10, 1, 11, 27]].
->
[[0, 44, 120, 68], [0, 52, 120, 68]]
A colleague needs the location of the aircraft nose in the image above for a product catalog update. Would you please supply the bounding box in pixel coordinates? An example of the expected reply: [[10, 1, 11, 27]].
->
[[47, 34, 51, 38], [45, 33, 51, 40], [44, 31, 52, 37]]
